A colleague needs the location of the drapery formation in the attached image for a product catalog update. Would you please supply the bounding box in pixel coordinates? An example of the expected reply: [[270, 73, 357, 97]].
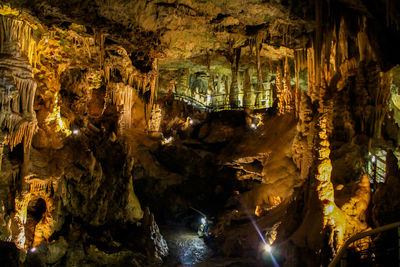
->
[[0, 15, 38, 166]]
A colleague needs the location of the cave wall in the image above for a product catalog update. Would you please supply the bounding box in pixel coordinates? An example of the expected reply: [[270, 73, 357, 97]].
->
[[0, 0, 398, 266], [0, 8, 168, 265]]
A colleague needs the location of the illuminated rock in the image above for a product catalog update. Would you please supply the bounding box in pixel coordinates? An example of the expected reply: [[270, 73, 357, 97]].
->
[[0, 16, 38, 157], [0, 1, 398, 266]]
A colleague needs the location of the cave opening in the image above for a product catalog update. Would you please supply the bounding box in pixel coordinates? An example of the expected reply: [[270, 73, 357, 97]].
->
[[25, 198, 47, 248]]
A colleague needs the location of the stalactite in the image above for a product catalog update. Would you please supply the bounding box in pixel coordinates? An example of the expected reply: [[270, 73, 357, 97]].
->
[[294, 49, 307, 117], [104, 65, 111, 85], [314, 0, 323, 99], [249, 38, 255, 56], [337, 18, 348, 63], [0, 15, 38, 159], [371, 68, 391, 138], [357, 17, 374, 63], [385, 0, 399, 29], [307, 46, 316, 101], [135, 65, 158, 129], [128, 72, 135, 87], [28, 178, 53, 194], [148, 59, 158, 122], [255, 36, 263, 107], [283, 56, 293, 112], [108, 82, 134, 133], [0, 15, 39, 66], [95, 31, 105, 67]]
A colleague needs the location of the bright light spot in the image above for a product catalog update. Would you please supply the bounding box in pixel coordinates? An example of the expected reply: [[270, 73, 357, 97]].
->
[[72, 129, 79, 135], [189, 119, 194, 125], [201, 218, 206, 224], [372, 156, 376, 163], [264, 244, 272, 253], [162, 136, 173, 144], [30, 247, 36, 252], [251, 123, 256, 129], [207, 95, 211, 102]]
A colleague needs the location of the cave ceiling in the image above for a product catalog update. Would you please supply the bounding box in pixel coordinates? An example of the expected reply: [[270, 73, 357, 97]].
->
[[3, 0, 313, 72], [4, 0, 399, 72]]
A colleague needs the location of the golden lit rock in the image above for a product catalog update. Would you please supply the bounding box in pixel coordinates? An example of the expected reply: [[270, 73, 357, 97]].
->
[[0, 1, 397, 266]]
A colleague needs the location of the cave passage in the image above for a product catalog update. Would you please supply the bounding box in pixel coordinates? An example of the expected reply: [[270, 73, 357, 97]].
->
[[25, 198, 46, 247], [162, 225, 214, 265]]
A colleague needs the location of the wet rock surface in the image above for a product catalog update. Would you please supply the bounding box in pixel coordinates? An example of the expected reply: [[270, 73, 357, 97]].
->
[[162, 226, 214, 266]]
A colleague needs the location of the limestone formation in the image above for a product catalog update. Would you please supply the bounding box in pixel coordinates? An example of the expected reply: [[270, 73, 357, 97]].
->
[[0, 1, 398, 266]]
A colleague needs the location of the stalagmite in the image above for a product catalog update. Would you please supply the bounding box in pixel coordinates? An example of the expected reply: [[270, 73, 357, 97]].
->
[[243, 68, 252, 107], [108, 82, 134, 133], [294, 49, 307, 117], [275, 63, 284, 114], [229, 45, 241, 108], [289, 10, 381, 260]]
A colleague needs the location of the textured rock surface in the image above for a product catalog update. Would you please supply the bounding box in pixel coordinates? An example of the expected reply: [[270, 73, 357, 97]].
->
[[0, 1, 398, 266]]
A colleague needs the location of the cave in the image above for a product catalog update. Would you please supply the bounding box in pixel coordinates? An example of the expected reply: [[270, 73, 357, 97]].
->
[[0, 1, 399, 266], [25, 198, 47, 248]]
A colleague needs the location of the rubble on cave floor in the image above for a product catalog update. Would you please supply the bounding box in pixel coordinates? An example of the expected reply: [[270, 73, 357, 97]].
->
[[162, 225, 214, 266]]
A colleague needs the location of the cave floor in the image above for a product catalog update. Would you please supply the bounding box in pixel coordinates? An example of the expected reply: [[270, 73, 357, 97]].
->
[[161, 225, 214, 266], [160, 224, 270, 267]]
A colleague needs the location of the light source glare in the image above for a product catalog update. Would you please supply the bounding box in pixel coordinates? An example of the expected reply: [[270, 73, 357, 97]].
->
[[189, 119, 194, 125], [201, 217, 206, 224], [30, 247, 36, 252], [264, 244, 272, 253], [372, 156, 376, 163], [251, 123, 256, 129], [163, 136, 173, 144], [72, 129, 79, 135]]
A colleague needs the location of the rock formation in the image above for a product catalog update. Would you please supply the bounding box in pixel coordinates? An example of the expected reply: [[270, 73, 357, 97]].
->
[[0, 1, 398, 266]]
